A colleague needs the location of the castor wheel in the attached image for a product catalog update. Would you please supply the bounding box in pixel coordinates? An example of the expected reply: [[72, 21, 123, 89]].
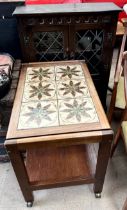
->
[[27, 201, 33, 207], [95, 193, 101, 198]]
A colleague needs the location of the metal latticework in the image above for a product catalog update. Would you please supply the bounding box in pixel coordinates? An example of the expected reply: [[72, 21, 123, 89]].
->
[[33, 31, 64, 61], [33, 30, 104, 76], [75, 30, 104, 75]]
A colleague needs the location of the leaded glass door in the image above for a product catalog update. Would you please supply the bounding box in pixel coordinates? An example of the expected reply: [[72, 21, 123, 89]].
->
[[69, 27, 104, 77], [31, 26, 69, 62]]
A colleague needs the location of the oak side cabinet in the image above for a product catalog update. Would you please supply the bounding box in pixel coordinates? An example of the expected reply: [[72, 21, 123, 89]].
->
[[13, 3, 121, 107]]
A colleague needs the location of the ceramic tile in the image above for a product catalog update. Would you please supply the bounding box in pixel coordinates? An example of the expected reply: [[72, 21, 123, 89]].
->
[[22, 81, 57, 102], [58, 98, 99, 125], [55, 65, 85, 81], [18, 64, 99, 130], [56, 79, 90, 99], [18, 101, 59, 129], [26, 66, 55, 82]]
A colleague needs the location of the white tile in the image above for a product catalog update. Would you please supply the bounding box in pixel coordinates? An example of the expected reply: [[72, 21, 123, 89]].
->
[[58, 98, 99, 125], [55, 65, 85, 81], [18, 101, 59, 129], [26, 66, 55, 82], [22, 81, 57, 102], [56, 79, 90, 99]]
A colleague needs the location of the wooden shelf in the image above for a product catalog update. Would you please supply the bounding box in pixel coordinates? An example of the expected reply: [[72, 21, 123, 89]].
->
[[26, 145, 97, 190]]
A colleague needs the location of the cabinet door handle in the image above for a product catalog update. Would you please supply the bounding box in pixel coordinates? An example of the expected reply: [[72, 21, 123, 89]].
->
[[63, 51, 68, 60], [63, 48, 69, 60], [24, 36, 29, 45], [70, 51, 75, 59]]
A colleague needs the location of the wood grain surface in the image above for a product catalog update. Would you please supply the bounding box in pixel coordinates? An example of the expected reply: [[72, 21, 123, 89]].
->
[[26, 144, 96, 189], [6, 60, 110, 140]]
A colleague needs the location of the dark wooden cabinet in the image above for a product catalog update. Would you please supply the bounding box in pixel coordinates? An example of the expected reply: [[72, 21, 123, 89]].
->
[[14, 3, 121, 107]]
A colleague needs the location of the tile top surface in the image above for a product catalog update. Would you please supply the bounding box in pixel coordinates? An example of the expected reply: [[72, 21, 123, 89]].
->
[[18, 64, 99, 130]]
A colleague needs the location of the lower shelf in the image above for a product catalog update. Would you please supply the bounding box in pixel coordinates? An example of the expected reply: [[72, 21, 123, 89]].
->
[[26, 144, 97, 190]]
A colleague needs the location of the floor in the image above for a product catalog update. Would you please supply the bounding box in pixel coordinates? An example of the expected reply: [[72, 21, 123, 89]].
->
[[0, 49, 127, 210]]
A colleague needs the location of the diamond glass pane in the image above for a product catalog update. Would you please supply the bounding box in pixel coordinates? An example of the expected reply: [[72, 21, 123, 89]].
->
[[75, 30, 104, 76], [33, 32, 64, 61]]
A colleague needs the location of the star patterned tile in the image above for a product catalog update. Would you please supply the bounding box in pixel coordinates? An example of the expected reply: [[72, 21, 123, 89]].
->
[[18, 101, 59, 129], [26, 66, 55, 82], [17, 64, 99, 130], [56, 79, 90, 99], [55, 65, 85, 81], [58, 98, 99, 125], [22, 81, 57, 102]]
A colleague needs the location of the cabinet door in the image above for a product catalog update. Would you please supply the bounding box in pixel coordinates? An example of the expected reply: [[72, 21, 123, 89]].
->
[[21, 25, 69, 62], [69, 20, 117, 108], [69, 25, 104, 79]]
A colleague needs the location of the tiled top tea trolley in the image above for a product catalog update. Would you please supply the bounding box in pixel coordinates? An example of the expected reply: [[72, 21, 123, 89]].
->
[[5, 60, 113, 207]]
